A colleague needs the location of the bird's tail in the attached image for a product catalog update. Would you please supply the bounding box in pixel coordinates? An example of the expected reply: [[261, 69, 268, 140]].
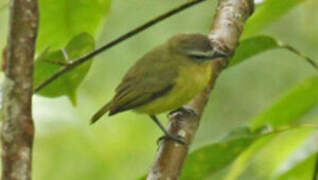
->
[[90, 102, 112, 125]]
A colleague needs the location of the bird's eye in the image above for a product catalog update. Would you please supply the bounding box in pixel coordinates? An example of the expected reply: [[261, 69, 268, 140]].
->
[[188, 54, 210, 60], [187, 49, 227, 61], [187, 50, 216, 60]]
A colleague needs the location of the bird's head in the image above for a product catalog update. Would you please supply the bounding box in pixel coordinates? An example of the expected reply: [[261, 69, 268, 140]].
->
[[168, 33, 227, 62]]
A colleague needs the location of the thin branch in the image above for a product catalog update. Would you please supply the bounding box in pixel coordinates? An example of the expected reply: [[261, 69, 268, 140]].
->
[[146, 0, 254, 179], [2, 0, 38, 179], [33, 0, 206, 93], [281, 44, 318, 70]]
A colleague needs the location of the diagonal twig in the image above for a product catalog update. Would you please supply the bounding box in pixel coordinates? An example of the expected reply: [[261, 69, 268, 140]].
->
[[281, 44, 318, 70], [33, 0, 207, 93]]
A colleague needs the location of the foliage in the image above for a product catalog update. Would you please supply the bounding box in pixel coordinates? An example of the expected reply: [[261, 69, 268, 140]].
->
[[180, 128, 257, 180], [137, 0, 318, 179], [36, 0, 110, 52], [1, 0, 318, 179], [229, 35, 282, 67], [242, 0, 306, 38], [34, 33, 95, 105], [33, 0, 110, 104], [250, 76, 318, 129]]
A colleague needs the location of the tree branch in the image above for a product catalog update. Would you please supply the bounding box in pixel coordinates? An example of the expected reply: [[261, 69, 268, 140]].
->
[[146, 0, 254, 179], [33, 0, 206, 93], [1, 0, 38, 179]]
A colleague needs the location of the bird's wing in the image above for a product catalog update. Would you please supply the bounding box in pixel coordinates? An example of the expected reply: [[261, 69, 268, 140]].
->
[[109, 82, 174, 115], [108, 50, 178, 115]]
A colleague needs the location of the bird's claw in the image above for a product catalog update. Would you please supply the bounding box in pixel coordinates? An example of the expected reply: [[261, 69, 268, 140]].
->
[[168, 107, 197, 118], [157, 133, 187, 145]]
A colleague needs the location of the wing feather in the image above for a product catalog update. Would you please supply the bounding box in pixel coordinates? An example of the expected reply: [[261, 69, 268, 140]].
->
[[109, 83, 174, 115], [91, 44, 179, 124], [109, 46, 178, 115]]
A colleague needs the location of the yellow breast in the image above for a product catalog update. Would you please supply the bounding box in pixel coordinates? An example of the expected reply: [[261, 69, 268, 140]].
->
[[135, 61, 212, 115]]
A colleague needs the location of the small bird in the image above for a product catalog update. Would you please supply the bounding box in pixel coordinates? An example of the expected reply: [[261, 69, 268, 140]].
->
[[91, 33, 226, 144]]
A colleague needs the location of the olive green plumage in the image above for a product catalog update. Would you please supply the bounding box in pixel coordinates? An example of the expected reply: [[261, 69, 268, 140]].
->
[[91, 33, 226, 124]]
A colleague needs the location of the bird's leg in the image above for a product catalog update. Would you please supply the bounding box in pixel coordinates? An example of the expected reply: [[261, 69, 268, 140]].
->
[[149, 115, 186, 145], [168, 106, 197, 117]]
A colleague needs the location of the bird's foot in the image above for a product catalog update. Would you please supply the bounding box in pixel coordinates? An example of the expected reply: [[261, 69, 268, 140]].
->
[[168, 107, 197, 118], [157, 133, 187, 145]]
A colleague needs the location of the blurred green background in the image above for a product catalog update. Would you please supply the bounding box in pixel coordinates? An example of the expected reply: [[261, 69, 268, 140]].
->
[[1, 0, 318, 179]]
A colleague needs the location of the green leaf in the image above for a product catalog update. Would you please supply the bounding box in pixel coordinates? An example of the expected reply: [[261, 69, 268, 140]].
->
[[274, 131, 318, 179], [223, 135, 275, 180], [136, 128, 257, 180], [229, 35, 318, 70], [137, 126, 317, 180], [242, 0, 306, 39], [226, 127, 316, 180], [179, 127, 258, 180], [180, 137, 255, 180], [229, 35, 281, 67], [250, 75, 318, 130], [137, 176, 146, 180], [34, 33, 95, 105], [37, 0, 110, 51], [222, 126, 253, 140], [276, 155, 316, 180]]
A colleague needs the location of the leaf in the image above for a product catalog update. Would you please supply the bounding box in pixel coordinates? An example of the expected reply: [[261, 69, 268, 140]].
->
[[136, 127, 257, 180], [229, 35, 318, 69], [242, 0, 306, 39], [276, 155, 316, 180], [34, 33, 95, 105], [274, 130, 318, 179], [180, 127, 259, 180], [226, 127, 316, 180], [137, 126, 317, 180], [229, 35, 281, 67], [180, 137, 255, 180], [249, 75, 318, 130], [221, 126, 253, 140], [223, 135, 275, 180], [36, 0, 110, 52], [137, 176, 146, 180]]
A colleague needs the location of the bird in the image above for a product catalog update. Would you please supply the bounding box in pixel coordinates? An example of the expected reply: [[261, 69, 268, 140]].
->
[[90, 33, 227, 144]]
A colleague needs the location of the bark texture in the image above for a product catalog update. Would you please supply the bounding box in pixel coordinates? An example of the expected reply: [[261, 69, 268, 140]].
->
[[2, 0, 38, 179], [146, 0, 254, 179]]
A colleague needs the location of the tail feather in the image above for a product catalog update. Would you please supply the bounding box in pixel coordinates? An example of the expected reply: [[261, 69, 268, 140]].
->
[[90, 102, 112, 124]]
